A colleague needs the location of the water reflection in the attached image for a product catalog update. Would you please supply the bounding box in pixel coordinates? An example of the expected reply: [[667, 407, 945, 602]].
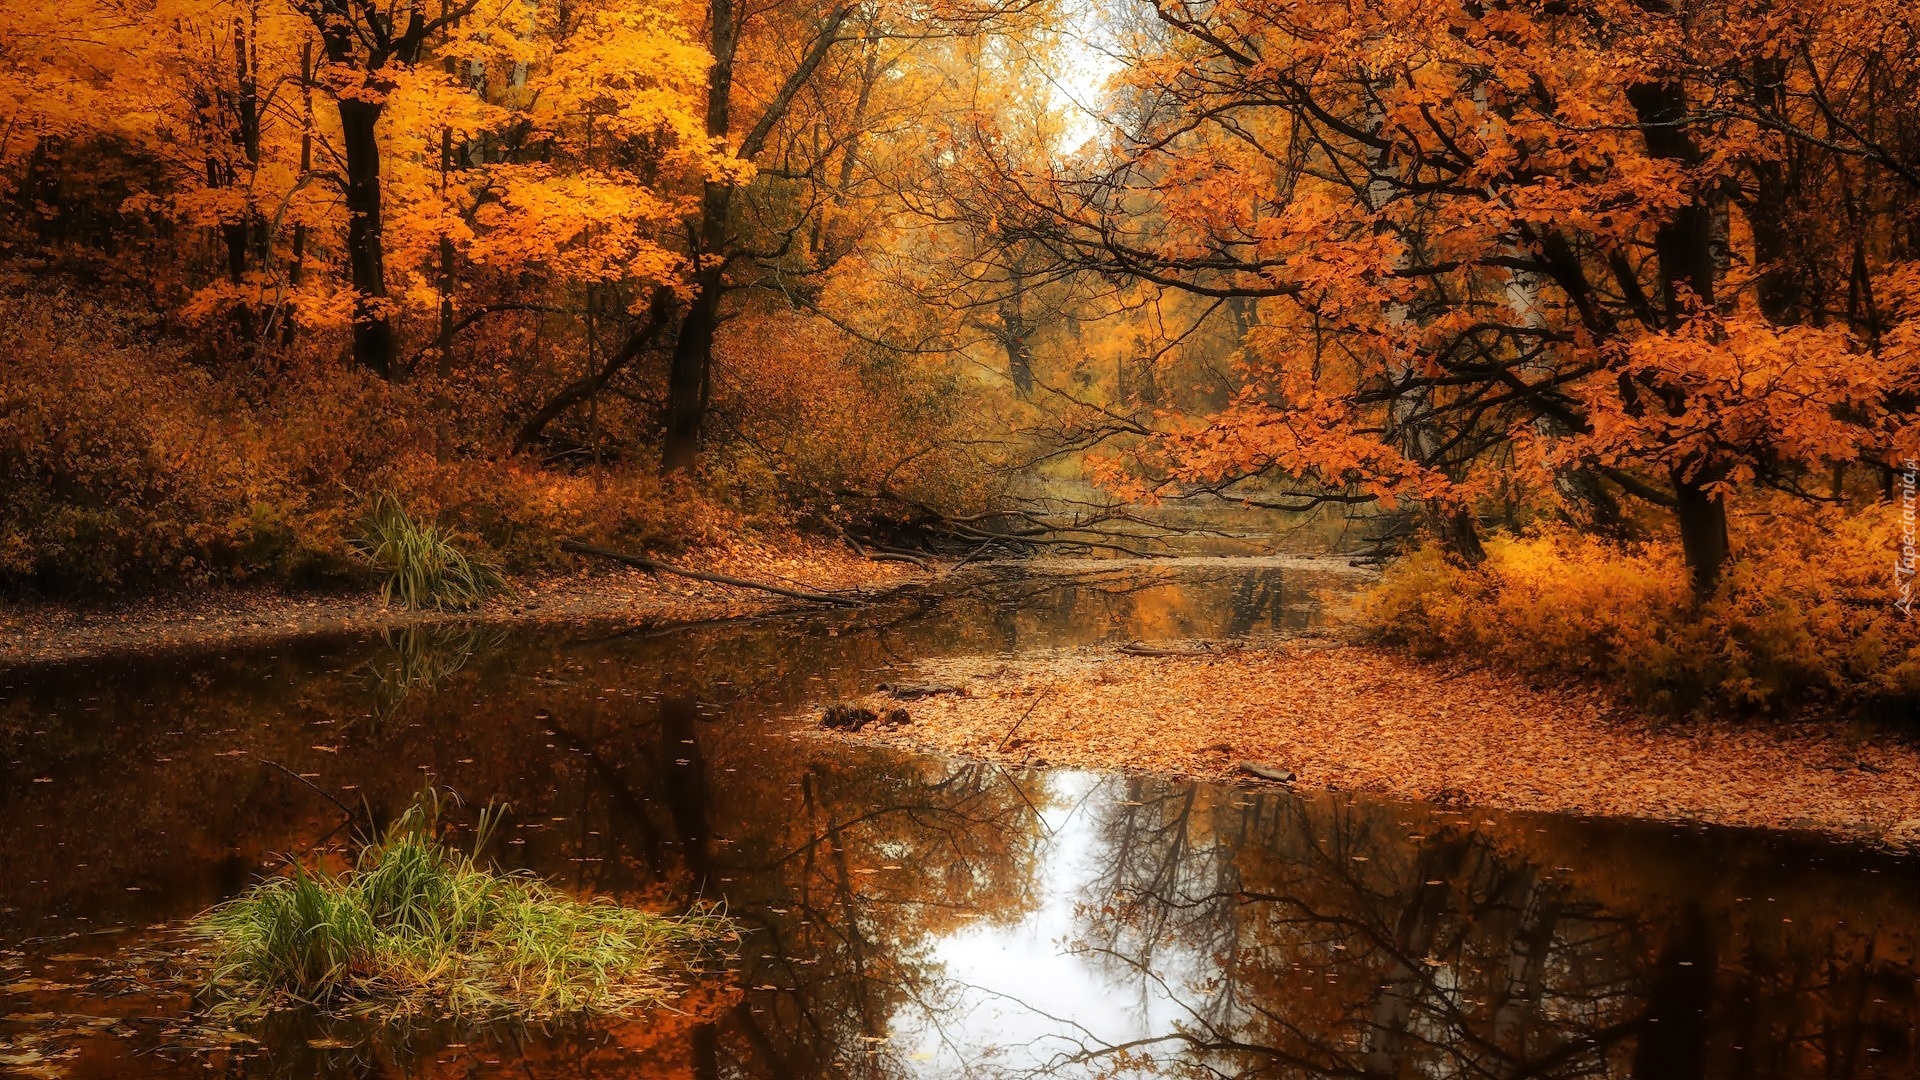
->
[[1016, 777, 1920, 1078], [1, 562, 1915, 1077]]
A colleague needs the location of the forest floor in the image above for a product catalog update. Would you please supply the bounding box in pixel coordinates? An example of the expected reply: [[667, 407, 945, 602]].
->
[[0, 535, 927, 671], [831, 640, 1920, 850]]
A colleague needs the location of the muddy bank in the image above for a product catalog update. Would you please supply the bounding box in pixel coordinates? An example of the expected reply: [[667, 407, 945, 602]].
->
[[0, 537, 928, 671], [825, 640, 1920, 848]]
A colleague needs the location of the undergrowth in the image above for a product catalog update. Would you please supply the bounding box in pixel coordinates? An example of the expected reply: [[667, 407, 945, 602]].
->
[[0, 285, 994, 596], [193, 787, 736, 1022], [1361, 504, 1920, 717]]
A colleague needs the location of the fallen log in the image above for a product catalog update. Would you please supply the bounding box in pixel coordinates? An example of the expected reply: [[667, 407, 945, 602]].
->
[[1117, 640, 1236, 658], [877, 681, 965, 700], [560, 541, 867, 606], [821, 704, 878, 730]]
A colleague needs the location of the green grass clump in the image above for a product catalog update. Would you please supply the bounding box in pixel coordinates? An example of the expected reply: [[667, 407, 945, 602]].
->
[[350, 496, 502, 611], [194, 789, 734, 1021]]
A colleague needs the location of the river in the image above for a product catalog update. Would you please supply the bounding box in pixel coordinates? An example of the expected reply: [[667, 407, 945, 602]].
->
[[1, 560, 1916, 1077]]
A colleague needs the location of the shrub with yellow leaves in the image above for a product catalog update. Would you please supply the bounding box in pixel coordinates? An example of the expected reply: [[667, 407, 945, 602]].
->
[[1361, 502, 1920, 717]]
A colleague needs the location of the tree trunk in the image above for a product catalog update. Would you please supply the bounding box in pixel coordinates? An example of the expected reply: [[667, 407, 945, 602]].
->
[[1625, 80, 1715, 320], [662, 244, 724, 472], [1673, 471, 1729, 596], [281, 42, 313, 346], [657, 0, 852, 473], [1629, 77, 1729, 597], [1435, 504, 1487, 566], [1630, 905, 1717, 1080], [223, 220, 253, 338], [660, 0, 737, 473], [1746, 57, 1806, 326], [221, 13, 262, 344], [1363, 840, 1466, 1075], [999, 268, 1035, 398], [340, 97, 397, 379], [1490, 870, 1559, 1074]]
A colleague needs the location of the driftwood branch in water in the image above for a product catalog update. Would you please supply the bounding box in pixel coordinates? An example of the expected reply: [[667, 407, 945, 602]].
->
[[559, 541, 867, 606], [866, 550, 932, 569]]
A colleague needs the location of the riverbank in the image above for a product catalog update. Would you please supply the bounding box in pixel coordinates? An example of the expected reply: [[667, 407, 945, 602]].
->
[[828, 640, 1920, 849], [0, 535, 928, 671]]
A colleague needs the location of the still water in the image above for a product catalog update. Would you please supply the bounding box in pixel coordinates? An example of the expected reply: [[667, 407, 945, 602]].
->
[[1, 560, 1916, 1077]]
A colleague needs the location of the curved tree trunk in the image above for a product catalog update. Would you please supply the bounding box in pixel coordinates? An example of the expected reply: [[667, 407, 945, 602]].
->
[[659, 0, 854, 473], [662, 246, 724, 472], [517, 287, 674, 450]]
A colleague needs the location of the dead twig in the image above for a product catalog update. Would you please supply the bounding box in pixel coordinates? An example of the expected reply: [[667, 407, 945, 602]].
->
[[997, 685, 1053, 751], [255, 756, 355, 820]]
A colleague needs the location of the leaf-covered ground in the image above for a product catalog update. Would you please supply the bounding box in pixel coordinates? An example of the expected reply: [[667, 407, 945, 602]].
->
[[0, 535, 924, 671], [833, 642, 1920, 847]]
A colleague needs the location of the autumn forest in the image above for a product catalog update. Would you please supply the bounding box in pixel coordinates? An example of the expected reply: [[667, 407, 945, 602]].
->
[[5, 0, 1920, 1074]]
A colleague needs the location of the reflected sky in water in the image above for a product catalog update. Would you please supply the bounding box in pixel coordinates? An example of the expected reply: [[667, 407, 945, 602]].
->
[[897, 771, 1197, 1076], [1, 561, 1916, 1077]]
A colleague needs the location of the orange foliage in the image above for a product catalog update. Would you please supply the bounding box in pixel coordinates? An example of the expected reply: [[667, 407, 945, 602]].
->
[[1362, 504, 1920, 715], [948, 0, 1920, 590], [0, 0, 1026, 592], [710, 312, 1003, 520]]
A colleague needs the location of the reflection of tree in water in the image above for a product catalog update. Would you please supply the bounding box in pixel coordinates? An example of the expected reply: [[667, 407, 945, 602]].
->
[[710, 759, 1046, 1079], [1058, 781, 1919, 1078], [970, 566, 1232, 648], [10, 565, 1915, 1078], [507, 666, 1047, 1080], [1227, 572, 1285, 637], [962, 565, 1329, 644]]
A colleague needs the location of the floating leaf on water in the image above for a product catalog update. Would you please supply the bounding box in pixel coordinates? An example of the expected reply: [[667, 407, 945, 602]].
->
[[199, 1029, 257, 1046]]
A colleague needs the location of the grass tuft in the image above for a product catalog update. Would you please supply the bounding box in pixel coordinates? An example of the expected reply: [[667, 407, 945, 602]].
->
[[350, 496, 503, 611], [194, 787, 735, 1022]]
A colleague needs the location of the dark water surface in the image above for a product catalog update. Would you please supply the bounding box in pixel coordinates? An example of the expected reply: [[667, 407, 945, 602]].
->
[[2, 561, 1917, 1078]]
